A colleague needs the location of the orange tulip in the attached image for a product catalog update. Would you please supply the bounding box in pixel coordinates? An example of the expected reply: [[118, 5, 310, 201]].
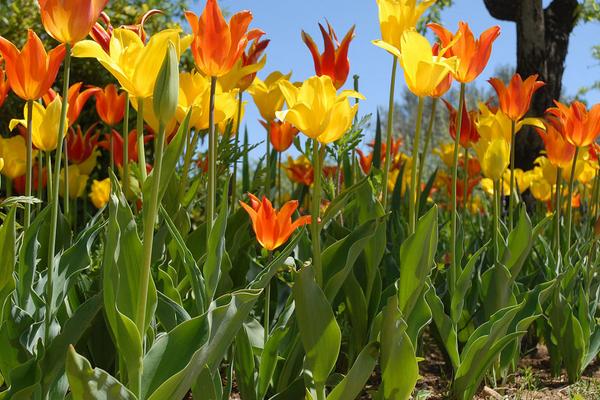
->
[[99, 128, 153, 169], [95, 84, 126, 126], [535, 120, 576, 169], [283, 155, 314, 186], [0, 66, 10, 108], [428, 22, 500, 83], [240, 193, 311, 251], [0, 30, 65, 101], [356, 148, 374, 175], [589, 143, 600, 163], [488, 73, 545, 121], [38, 0, 109, 44], [261, 120, 299, 152], [237, 35, 270, 91], [431, 43, 453, 98], [443, 99, 479, 148], [90, 10, 163, 53], [185, 0, 264, 77], [44, 82, 101, 127], [302, 21, 355, 89], [66, 124, 100, 165], [546, 100, 600, 148]]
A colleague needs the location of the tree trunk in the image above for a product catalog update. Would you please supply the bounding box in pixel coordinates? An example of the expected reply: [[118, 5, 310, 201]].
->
[[484, 0, 579, 169]]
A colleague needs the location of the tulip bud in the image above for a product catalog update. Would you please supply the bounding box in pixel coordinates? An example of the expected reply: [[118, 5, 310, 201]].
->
[[153, 41, 179, 126]]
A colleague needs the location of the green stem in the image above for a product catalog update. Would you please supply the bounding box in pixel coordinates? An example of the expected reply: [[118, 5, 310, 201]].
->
[[462, 148, 469, 210], [123, 93, 130, 196], [136, 97, 147, 182], [231, 91, 243, 209], [416, 98, 438, 208], [46, 44, 71, 344], [554, 168, 562, 259], [63, 137, 69, 218], [37, 151, 43, 212], [207, 76, 218, 240], [25, 99, 33, 228], [109, 126, 115, 173], [265, 124, 271, 197], [493, 179, 500, 264], [311, 140, 323, 286], [508, 120, 516, 231], [46, 152, 53, 200], [450, 83, 466, 297], [277, 152, 282, 207], [566, 147, 580, 251], [382, 56, 397, 209], [264, 281, 270, 347], [178, 126, 196, 202], [409, 97, 424, 234]]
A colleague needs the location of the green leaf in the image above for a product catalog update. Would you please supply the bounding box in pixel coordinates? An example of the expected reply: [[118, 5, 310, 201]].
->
[[426, 288, 459, 371], [258, 327, 288, 400], [451, 244, 487, 323], [321, 178, 369, 227], [327, 342, 379, 400], [249, 230, 304, 290], [234, 325, 257, 400], [66, 346, 136, 400], [373, 111, 382, 170], [203, 179, 229, 301], [0, 207, 16, 320], [292, 266, 341, 388]]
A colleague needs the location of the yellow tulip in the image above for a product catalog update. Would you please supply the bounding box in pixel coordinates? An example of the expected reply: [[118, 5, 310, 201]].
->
[[77, 151, 99, 176], [247, 71, 291, 122], [372, 0, 435, 55], [0, 136, 29, 179], [528, 168, 552, 202], [131, 96, 178, 136], [72, 28, 191, 99], [60, 164, 88, 199], [219, 56, 267, 93], [577, 159, 597, 185], [477, 102, 544, 143], [276, 75, 364, 144], [480, 177, 509, 197], [473, 137, 510, 181], [435, 142, 462, 168], [10, 98, 66, 151], [506, 168, 533, 193], [176, 72, 238, 132], [0, 157, 4, 172], [89, 178, 111, 209], [396, 31, 457, 97]]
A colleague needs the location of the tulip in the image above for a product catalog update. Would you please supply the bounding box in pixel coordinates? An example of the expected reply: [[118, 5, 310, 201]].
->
[[0, 136, 29, 180], [356, 148, 374, 175], [90, 10, 163, 53], [10, 97, 66, 152], [536, 121, 576, 170], [240, 193, 311, 251], [302, 21, 355, 89], [59, 165, 88, 199], [0, 30, 66, 101], [276, 75, 363, 144], [283, 155, 314, 186], [95, 84, 126, 126], [185, 0, 264, 78], [89, 178, 110, 208], [13, 165, 47, 195], [473, 137, 510, 183], [435, 143, 461, 168], [248, 71, 292, 123], [489, 74, 545, 122], [373, 0, 435, 54], [428, 22, 500, 83], [66, 125, 100, 165], [547, 100, 600, 148], [38, 0, 109, 44], [443, 99, 479, 148], [261, 120, 298, 153], [99, 129, 152, 170], [131, 97, 179, 140], [0, 67, 10, 108], [219, 35, 270, 92], [44, 82, 101, 127]]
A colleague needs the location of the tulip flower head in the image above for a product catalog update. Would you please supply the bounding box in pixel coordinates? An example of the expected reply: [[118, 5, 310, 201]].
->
[[0, 30, 66, 101], [99, 129, 153, 169], [60, 164, 89, 199], [356, 148, 374, 175], [38, 0, 109, 44], [302, 21, 355, 89], [262, 120, 299, 152], [66, 124, 101, 165], [240, 193, 311, 251], [90, 10, 164, 53], [373, 0, 435, 55], [283, 155, 314, 186], [10, 97, 66, 152], [397, 31, 457, 98], [44, 82, 101, 127], [248, 71, 292, 122], [473, 136, 510, 181], [219, 34, 270, 92], [0, 67, 10, 108], [185, 0, 264, 77], [89, 178, 111, 208], [488, 73, 545, 121], [443, 99, 479, 148], [535, 120, 576, 169], [0, 136, 29, 179], [276, 75, 364, 144], [547, 100, 600, 148], [428, 22, 500, 83], [95, 84, 126, 126]]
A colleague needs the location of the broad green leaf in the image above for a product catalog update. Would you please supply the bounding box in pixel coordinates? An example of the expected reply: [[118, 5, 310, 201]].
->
[[327, 342, 379, 400], [203, 179, 229, 301], [258, 327, 288, 400], [234, 325, 257, 400], [249, 231, 304, 290], [0, 207, 16, 321], [321, 178, 369, 227], [292, 266, 341, 388], [451, 244, 487, 323], [426, 288, 459, 371]]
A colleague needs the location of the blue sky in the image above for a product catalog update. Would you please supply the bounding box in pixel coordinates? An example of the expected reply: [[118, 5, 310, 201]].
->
[[195, 0, 600, 147]]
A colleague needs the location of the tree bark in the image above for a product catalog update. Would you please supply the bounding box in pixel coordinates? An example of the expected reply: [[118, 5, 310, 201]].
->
[[484, 0, 579, 169]]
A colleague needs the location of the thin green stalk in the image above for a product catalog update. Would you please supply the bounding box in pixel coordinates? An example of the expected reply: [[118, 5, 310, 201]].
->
[[409, 97, 424, 234], [37, 152, 43, 212], [25, 99, 33, 228], [450, 83, 466, 296], [136, 121, 167, 338], [565, 147, 580, 250], [231, 91, 243, 209], [311, 140, 323, 286], [493, 179, 500, 264], [109, 126, 115, 173], [123, 93, 130, 196], [382, 56, 397, 209], [46, 152, 53, 200], [277, 152, 282, 207], [264, 281, 270, 346], [178, 126, 196, 202], [416, 98, 438, 208], [63, 138, 69, 218], [265, 124, 271, 197], [508, 120, 516, 231], [46, 44, 71, 344], [462, 148, 469, 210], [207, 76, 218, 240], [554, 168, 562, 259], [592, 171, 600, 221], [136, 97, 147, 182]]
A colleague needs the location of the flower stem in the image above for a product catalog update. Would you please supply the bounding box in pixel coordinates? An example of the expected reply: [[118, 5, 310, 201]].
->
[[311, 140, 323, 286], [109, 127, 115, 173], [63, 139, 69, 218], [409, 96, 424, 234], [565, 147, 580, 251], [25, 99, 33, 228], [450, 83, 466, 296], [554, 167, 562, 259], [462, 148, 469, 210], [136, 97, 147, 183], [178, 126, 196, 202], [207, 77, 218, 241], [264, 280, 270, 346], [265, 124, 271, 197], [382, 56, 397, 209], [508, 120, 516, 231], [46, 44, 71, 344], [493, 179, 500, 264], [123, 93, 130, 196], [231, 91, 243, 209], [416, 98, 438, 209]]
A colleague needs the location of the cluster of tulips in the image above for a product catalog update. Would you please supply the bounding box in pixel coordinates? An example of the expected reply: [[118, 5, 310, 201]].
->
[[1, 0, 600, 399]]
